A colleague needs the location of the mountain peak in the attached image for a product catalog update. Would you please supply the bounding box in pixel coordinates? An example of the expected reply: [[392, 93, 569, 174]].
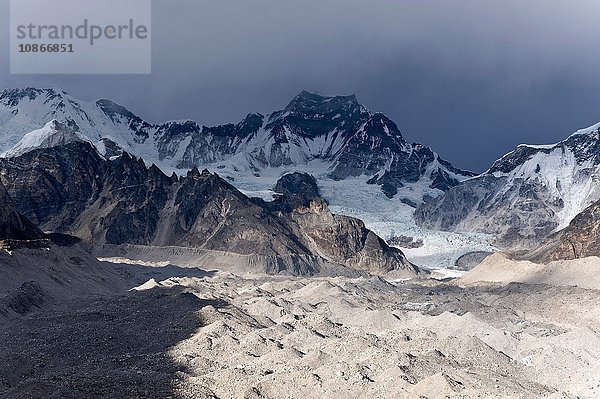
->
[[566, 122, 600, 139], [95, 98, 151, 141], [295, 89, 356, 100], [0, 86, 474, 200], [363, 112, 404, 140], [284, 90, 361, 114], [2, 119, 86, 158]]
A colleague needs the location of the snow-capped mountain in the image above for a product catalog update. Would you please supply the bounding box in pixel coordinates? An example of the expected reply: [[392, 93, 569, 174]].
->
[[415, 123, 600, 249], [0, 87, 490, 269], [0, 88, 154, 157], [0, 88, 474, 199], [3, 120, 88, 158]]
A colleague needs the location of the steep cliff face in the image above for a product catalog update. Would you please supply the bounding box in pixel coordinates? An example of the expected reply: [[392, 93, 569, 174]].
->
[[527, 199, 600, 263], [269, 172, 321, 212], [260, 172, 418, 275], [0, 142, 418, 277], [0, 141, 308, 253]]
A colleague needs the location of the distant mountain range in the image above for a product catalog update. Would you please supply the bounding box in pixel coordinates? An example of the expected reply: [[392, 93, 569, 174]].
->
[[0, 88, 475, 199], [6, 87, 600, 264]]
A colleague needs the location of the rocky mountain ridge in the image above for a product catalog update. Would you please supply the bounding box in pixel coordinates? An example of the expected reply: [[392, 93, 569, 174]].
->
[[0, 138, 418, 277]]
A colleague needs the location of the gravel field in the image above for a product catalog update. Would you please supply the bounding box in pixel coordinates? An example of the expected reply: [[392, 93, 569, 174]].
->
[[2, 252, 600, 398]]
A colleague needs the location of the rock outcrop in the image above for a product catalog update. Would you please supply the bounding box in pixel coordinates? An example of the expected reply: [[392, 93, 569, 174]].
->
[[527, 198, 600, 263], [0, 179, 44, 241]]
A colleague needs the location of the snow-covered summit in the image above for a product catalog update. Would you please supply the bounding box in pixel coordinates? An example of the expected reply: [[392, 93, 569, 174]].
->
[[0, 87, 154, 155], [2, 120, 88, 158], [565, 121, 600, 139]]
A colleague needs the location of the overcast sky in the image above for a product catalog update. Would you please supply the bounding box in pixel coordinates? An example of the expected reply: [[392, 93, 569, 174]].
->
[[2, 0, 600, 171]]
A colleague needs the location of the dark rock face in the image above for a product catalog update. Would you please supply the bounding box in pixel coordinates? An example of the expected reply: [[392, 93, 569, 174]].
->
[[265, 91, 366, 141], [527, 199, 600, 263], [330, 114, 407, 180], [415, 174, 562, 249], [98, 137, 124, 159], [265, 173, 418, 275], [0, 143, 307, 254], [387, 235, 424, 249], [274, 172, 320, 199], [0, 180, 44, 241], [154, 120, 202, 161], [0, 88, 47, 107], [0, 143, 418, 277], [154, 114, 264, 168], [325, 112, 471, 197], [270, 172, 321, 212], [416, 176, 500, 231], [454, 251, 493, 271], [430, 167, 461, 191], [96, 99, 152, 142], [487, 145, 553, 174], [153, 113, 264, 169]]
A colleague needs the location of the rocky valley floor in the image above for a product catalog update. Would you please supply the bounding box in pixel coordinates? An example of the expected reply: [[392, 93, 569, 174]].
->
[[2, 253, 600, 399]]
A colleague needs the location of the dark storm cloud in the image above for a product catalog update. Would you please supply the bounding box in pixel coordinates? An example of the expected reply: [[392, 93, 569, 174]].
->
[[2, 0, 600, 171]]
